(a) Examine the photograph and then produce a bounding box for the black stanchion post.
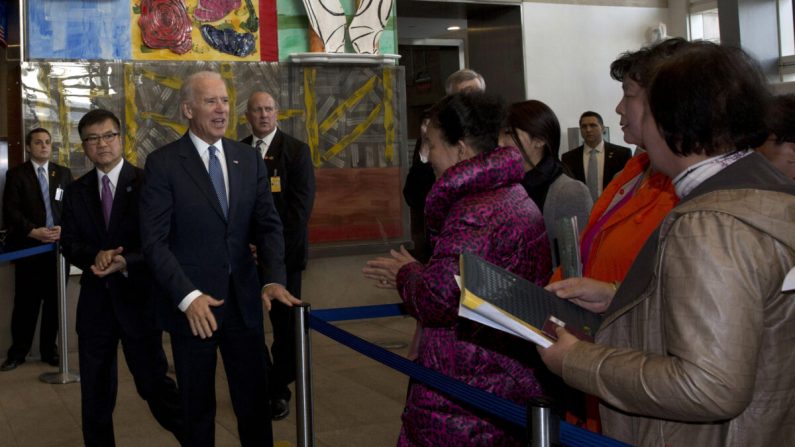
[40,243,79,384]
[294,303,314,447]
[527,397,560,447]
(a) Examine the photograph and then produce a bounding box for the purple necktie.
[101,175,113,228]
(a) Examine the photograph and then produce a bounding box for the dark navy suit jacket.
[140,134,285,335]
[60,161,155,337]
[2,160,72,249]
[562,142,633,189]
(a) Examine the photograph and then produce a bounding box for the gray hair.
[444,69,486,95]
[180,71,224,105]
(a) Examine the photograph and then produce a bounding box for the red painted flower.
[139,0,193,54]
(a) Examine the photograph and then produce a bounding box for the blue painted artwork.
[27,0,131,60]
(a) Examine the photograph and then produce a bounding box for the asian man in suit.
[562,111,632,201]
[242,90,316,421]
[1,128,72,371]
[60,109,181,446]
[140,71,300,447]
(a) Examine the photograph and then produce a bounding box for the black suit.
[402,139,436,264]
[242,129,315,400]
[60,161,181,446]
[2,160,72,362]
[561,142,632,190]
[140,134,285,447]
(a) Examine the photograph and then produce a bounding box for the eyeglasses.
[83,132,119,145]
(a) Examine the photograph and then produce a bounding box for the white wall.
[520,3,668,152]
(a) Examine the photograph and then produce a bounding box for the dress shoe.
[0,358,25,372]
[271,398,290,421]
[42,354,60,367]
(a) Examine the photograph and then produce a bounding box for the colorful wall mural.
[27,0,132,60]
[27,0,395,61]
[22,0,405,246]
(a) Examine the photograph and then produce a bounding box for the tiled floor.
[0,316,414,447]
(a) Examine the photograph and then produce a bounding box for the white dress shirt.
[251,128,277,158]
[96,158,124,200]
[179,132,230,312]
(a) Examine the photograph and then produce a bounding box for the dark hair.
[648,41,771,157]
[505,100,561,163]
[427,92,505,154]
[766,94,795,144]
[78,109,121,138]
[610,37,690,88]
[26,128,51,146]
[579,111,603,126]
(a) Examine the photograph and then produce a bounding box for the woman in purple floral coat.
[364,92,552,446]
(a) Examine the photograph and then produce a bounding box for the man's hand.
[362,245,417,289]
[537,326,581,377]
[94,246,124,271]
[28,226,61,243]
[185,294,224,339]
[545,277,616,314]
[261,283,302,311]
[91,253,127,278]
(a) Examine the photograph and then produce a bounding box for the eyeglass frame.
[82,132,120,146]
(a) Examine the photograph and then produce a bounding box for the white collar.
[96,159,124,188]
[584,140,604,154]
[673,150,752,198]
[253,128,278,147]
[189,131,224,156]
[32,160,49,172]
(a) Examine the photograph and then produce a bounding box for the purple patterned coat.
[396,146,552,447]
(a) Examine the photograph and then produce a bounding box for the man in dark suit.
[60,109,182,446]
[242,90,316,421]
[562,111,632,201]
[1,128,72,371]
[140,71,299,447]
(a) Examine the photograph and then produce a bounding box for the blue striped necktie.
[208,145,229,219]
[37,166,54,227]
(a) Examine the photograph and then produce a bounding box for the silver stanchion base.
[374,340,407,350]
[39,371,80,384]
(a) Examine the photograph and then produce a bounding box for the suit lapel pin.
[233,160,239,164]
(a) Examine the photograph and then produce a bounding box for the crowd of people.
[367,38,795,447]
[1,72,314,447]
[2,36,795,447]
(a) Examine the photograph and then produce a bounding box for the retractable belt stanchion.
[295,304,315,447]
[40,243,80,384]
[527,397,560,447]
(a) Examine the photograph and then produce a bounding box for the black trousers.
[78,301,181,447]
[267,268,302,399]
[171,285,272,447]
[7,251,58,361]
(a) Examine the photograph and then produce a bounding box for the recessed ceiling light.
[447,26,461,31]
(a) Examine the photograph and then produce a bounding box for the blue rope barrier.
[312,303,405,321]
[309,304,632,447]
[0,243,56,263]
